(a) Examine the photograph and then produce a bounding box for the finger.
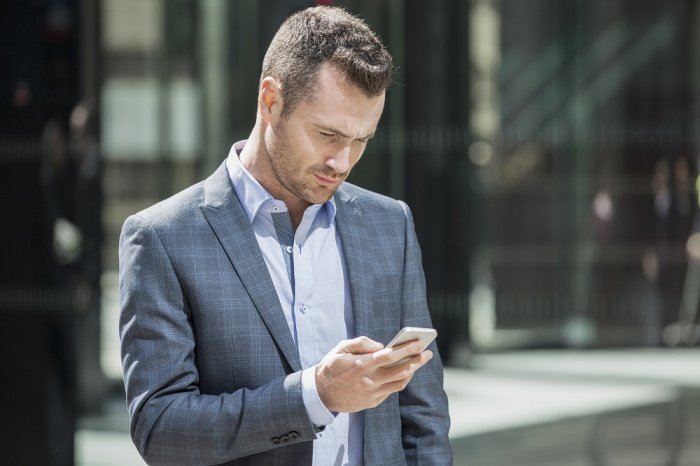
[382,351,434,389]
[379,350,433,382]
[406,350,433,373]
[371,340,426,367]
[337,336,384,355]
[378,360,414,383]
[378,375,415,395]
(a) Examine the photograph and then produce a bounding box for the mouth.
[313,172,342,187]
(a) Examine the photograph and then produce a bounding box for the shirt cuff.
[301,366,335,427]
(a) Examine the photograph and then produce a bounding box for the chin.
[306,189,336,205]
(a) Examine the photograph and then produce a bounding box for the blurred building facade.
[471,0,700,351]
[99,0,700,360]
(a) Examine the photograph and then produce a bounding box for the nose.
[326,144,351,174]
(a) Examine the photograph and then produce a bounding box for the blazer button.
[271,437,281,445]
[280,435,290,443]
[289,431,300,440]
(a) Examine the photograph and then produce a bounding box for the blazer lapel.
[335,185,384,463]
[199,162,302,372]
[334,185,375,340]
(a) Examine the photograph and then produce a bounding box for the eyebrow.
[314,124,375,142]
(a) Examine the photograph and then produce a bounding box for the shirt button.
[280,435,290,443]
[301,305,308,313]
[286,245,293,254]
[271,437,281,445]
[289,431,300,440]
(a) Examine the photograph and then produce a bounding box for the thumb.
[338,336,384,355]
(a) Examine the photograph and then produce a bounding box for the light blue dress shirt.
[226,142,364,465]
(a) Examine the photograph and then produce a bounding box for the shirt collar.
[225,140,337,226]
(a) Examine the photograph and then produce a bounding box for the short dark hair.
[261,6,393,117]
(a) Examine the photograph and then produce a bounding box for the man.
[119,6,451,465]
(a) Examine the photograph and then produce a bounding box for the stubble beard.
[266,122,344,206]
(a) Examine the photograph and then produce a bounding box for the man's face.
[263,63,385,206]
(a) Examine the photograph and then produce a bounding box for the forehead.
[294,64,385,136]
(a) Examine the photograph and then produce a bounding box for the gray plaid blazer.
[119,162,452,465]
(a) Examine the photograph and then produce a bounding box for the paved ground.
[76,348,700,465]
[448,349,700,466]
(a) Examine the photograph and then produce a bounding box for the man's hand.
[315,336,433,413]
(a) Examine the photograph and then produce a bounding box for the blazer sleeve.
[396,201,453,465]
[119,214,317,465]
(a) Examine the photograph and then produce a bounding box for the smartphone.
[385,327,437,367]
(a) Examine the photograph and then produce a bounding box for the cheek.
[349,145,365,166]
[305,141,333,167]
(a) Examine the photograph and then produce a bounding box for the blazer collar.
[200,162,302,372]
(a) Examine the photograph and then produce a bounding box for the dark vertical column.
[0,0,91,463]
[403,0,472,361]
[75,0,106,414]
[559,0,597,345]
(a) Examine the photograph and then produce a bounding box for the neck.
[239,122,309,228]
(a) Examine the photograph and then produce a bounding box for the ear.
[259,77,283,123]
